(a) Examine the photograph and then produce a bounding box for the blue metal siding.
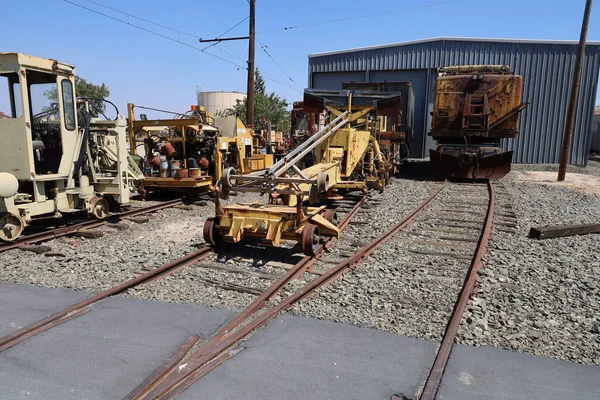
[309,39,600,165]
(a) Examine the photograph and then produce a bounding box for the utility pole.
[558,0,593,181]
[198,0,255,127]
[247,0,256,127]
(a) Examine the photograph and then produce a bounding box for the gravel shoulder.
[458,168,600,366]
[0,192,260,295]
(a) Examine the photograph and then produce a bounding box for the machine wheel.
[88,196,109,220]
[221,167,237,190]
[308,184,320,204]
[0,212,24,242]
[301,223,321,256]
[323,209,337,224]
[316,172,329,193]
[203,217,223,248]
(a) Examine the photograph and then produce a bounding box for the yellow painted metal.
[127,103,136,155]
[314,127,372,178]
[213,92,392,251]
[275,162,340,206]
[218,203,340,247]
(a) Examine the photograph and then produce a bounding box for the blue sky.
[2,0,600,118]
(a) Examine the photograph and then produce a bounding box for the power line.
[258,0,463,32]
[260,44,300,87]
[62,0,300,92]
[202,16,249,51]
[262,45,304,75]
[84,0,199,39]
[282,0,319,34]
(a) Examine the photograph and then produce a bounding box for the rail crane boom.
[204,89,407,255]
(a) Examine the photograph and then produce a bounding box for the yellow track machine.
[203,89,407,255]
[127,106,273,196]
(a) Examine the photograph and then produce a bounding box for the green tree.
[219,69,290,133]
[45,76,110,117]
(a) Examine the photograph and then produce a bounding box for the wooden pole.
[558,0,593,181]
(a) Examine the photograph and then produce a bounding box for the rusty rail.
[0,245,212,352]
[125,194,369,400]
[0,198,185,252]
[129,181,447,400]
[419,180,495,400]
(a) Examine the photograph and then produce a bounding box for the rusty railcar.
[429,65,527,179]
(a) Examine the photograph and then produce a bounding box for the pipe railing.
[266,111,348,176]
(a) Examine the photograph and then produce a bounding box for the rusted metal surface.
[0,245,212,352]
[430,66,524,137]
[429,149,512,180]
[124,335,200,400]
[420,180,495,400]
[132,183,447,399]
[0,199,183,253]
[429,65,527,180]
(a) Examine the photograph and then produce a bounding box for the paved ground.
[181,315,436,400]
[438,344,600,400]
[0,282,599,399]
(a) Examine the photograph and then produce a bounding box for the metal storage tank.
[197,91,246,116]
[308,37,600,165]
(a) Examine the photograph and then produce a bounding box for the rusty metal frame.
[420,180,495,400]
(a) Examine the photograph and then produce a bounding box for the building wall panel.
[309,38,600,165]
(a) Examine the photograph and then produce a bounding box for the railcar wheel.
[317,172,329,193]
[323,209,337,224]
[221,167,236,189]
[301,223,320,256]
[203,217,223,248]
[0,212,24,242]
[88,196,109,220]
[308,184,320,204]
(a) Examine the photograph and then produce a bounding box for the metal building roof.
[308,37,600,165]
[308,36,600,58]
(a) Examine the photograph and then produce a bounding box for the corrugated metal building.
[592,106,600,152]
[308,37,600,165]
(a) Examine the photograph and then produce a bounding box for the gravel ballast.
[2,160,599,367]
[0,193,259,294]
[457,170,600,366]
[290,178,469,340]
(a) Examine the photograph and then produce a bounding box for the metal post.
[558,0,593,181]
[267,120,272,154]
[246,0,256,128]
[127,103,136,155]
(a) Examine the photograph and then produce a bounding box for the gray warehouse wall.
[308,38,600,165]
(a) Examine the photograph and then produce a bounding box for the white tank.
[197,91,246,115]
[0,172,19,198]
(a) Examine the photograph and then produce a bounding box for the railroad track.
[125,179,496,400]
[124,184,447,399]
[0,193,368,354]
[0,180,496,399]
[0,199,184,253]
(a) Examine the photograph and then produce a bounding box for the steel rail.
[133,181,447,400]
[419,180,495,400]
[127,194,369,400]
[0,199,184,252]
[0,245,212,352]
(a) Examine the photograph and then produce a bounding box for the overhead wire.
[201,16,250,51]
[260,44,300,87]
[282,0,319,35]
[62,0,301,92]
[84,0,200,39]
[257,0,463,32]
